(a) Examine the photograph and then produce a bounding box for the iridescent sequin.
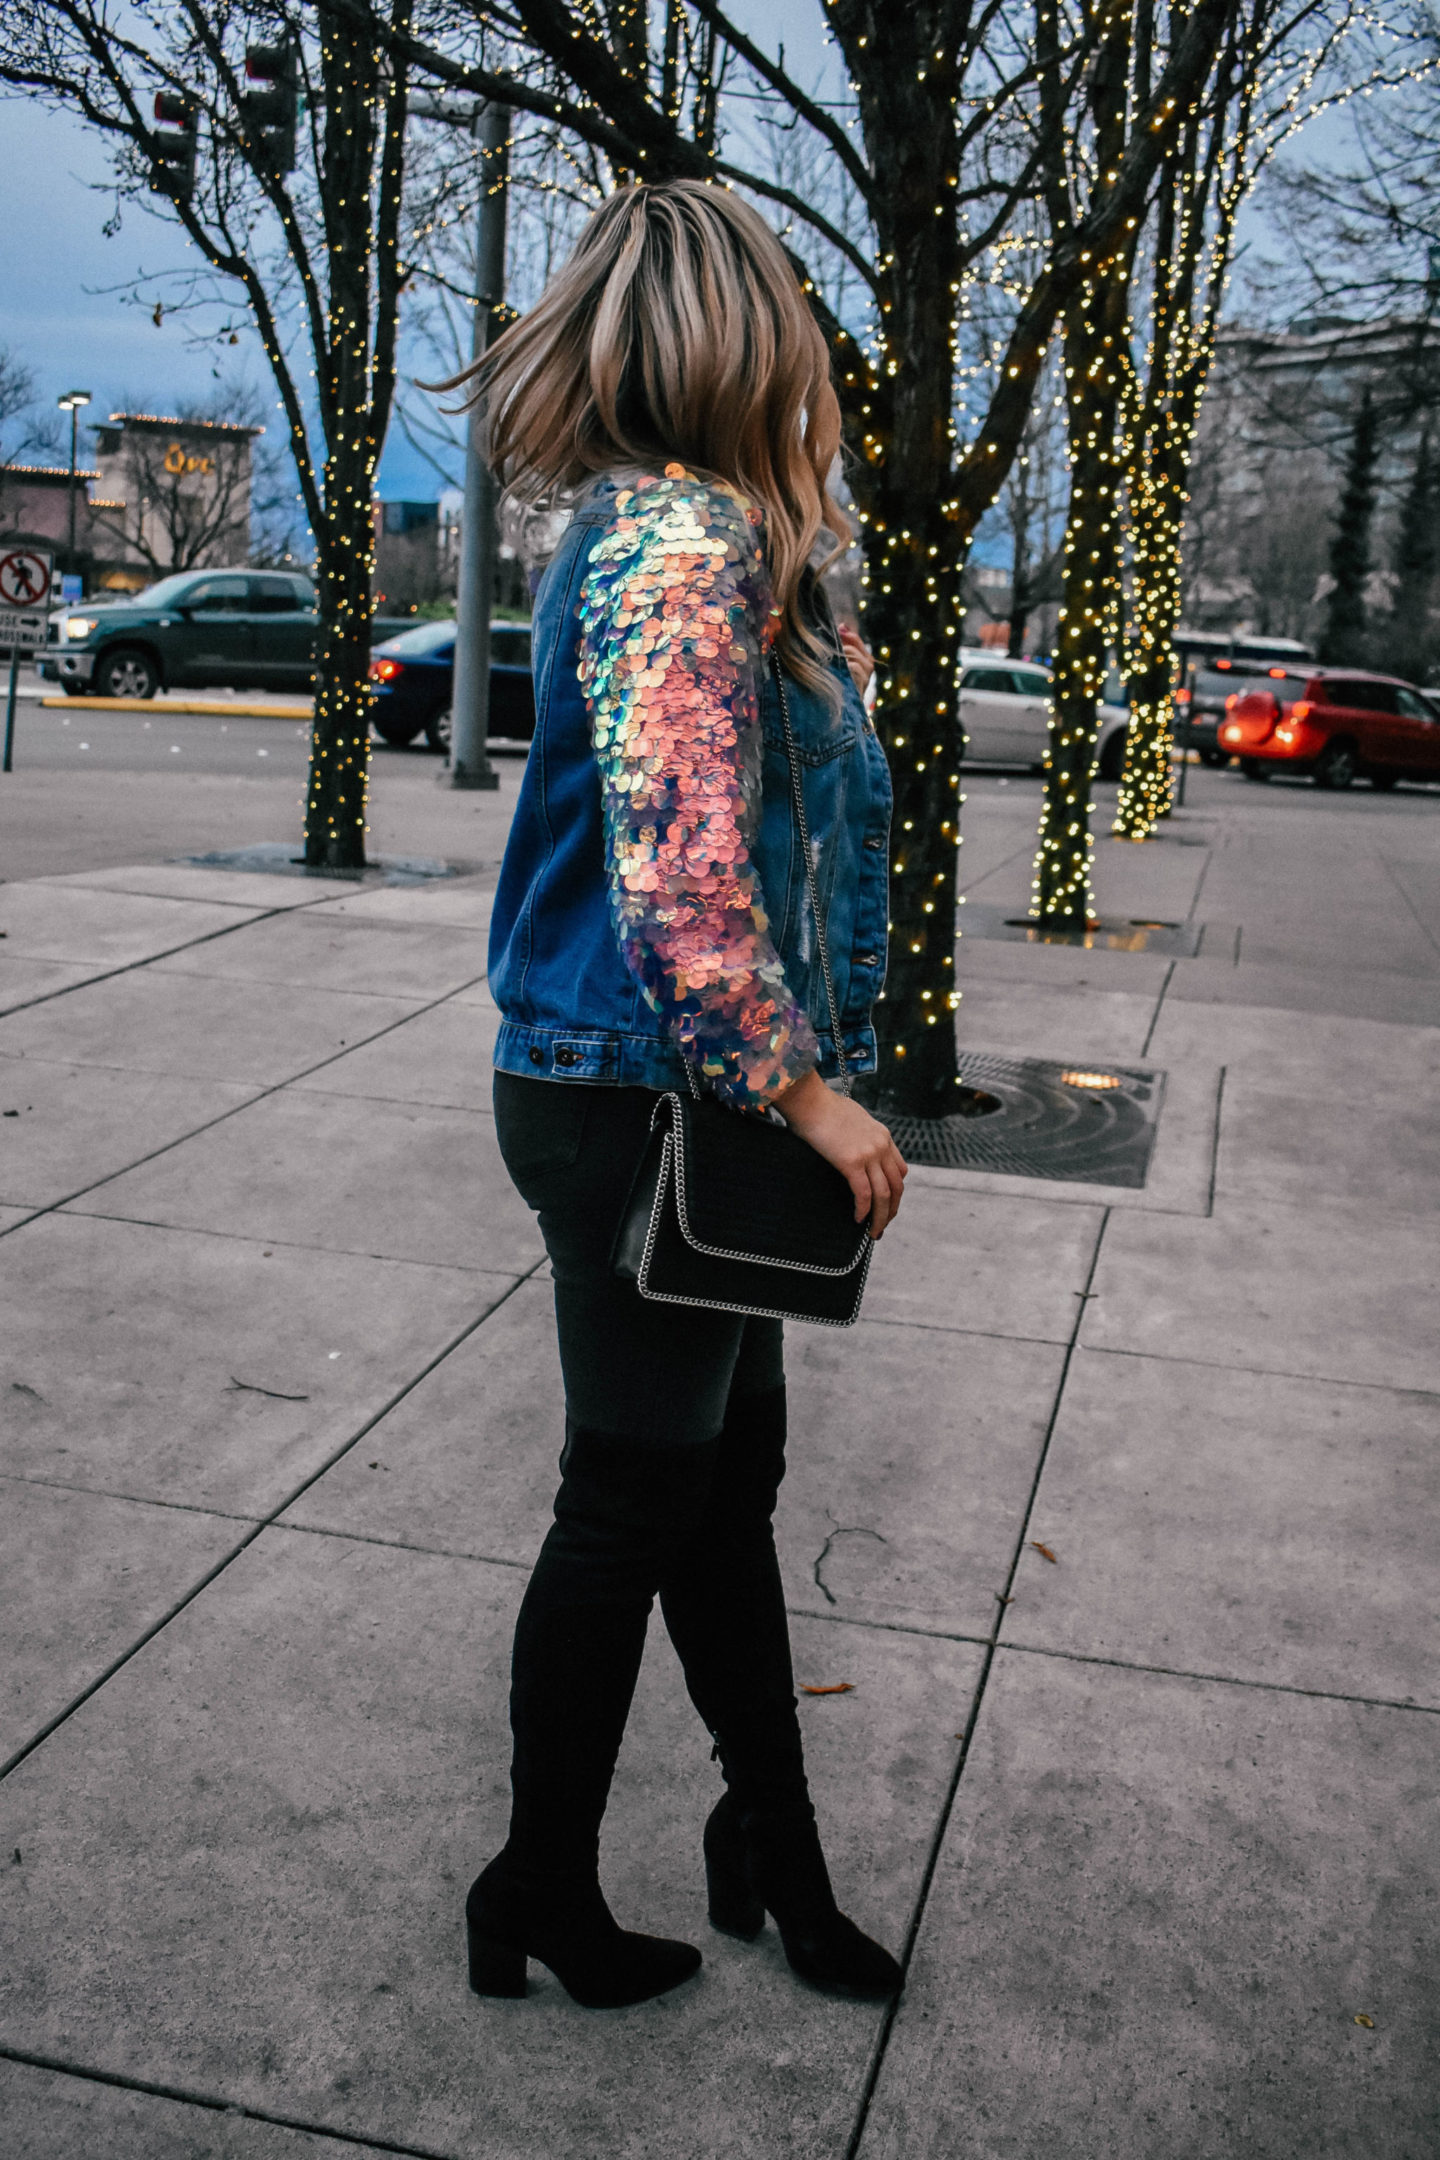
[577,466,818,1107]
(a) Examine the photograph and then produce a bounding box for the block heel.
[703,1795,765,1940]
[464,1854,701,2010]
[467,1922,528,1998]
[700,1792,902,2000]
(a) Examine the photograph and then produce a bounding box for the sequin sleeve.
[577,465,819,1108]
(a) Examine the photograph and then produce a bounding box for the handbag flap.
[669,1095,870,1274]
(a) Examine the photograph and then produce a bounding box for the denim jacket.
[488,469,892,1104]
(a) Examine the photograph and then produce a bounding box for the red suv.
[1219,670,1440,789]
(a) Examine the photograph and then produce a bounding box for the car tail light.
[370,657,404,682]
[1175,686,1191,705]
[1225,692,1238,709]
[1289,700,1310,720]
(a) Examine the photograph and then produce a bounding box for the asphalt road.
[7,697,319,775]
[1,664,1434,887]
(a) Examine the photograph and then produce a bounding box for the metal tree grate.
[882,1052,1165,1187]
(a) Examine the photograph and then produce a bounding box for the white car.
[958,651,1131,779]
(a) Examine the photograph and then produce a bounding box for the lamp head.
[57,390,93,411]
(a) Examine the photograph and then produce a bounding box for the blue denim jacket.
[488,474,891,1096]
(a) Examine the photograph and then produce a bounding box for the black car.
[41,568,416,699]
[368,618,535,750]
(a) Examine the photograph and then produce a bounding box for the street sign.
[0,544,54,652]
[0,546,53,609]
[0,607,48,650]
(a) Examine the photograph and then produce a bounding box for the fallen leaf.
[1030,1540,1058,1563]
[994,1591,1014,1606]
[1354,2013,1375,2028]
[800,1683,854,1696]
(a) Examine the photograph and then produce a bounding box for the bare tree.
[0,0,414,868]
[88,398,259,573]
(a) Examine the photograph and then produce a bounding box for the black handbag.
[611,665,875,1327]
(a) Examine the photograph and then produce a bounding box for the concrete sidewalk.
[1,772,1437,2158]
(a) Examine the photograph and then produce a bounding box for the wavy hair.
[440,180,848,703]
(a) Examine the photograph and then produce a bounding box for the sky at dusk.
[0,6,1353,518]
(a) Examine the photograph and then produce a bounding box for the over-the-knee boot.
[658,1386,902,2001]
[467,1422,719,2010]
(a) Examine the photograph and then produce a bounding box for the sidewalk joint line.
[0,963,492,1247]
[855,1314,1073,1347]
[1377,854,1440,960]
[998,1638,1440,1716]
[1185,846,1214,923]
[0,884,348,1022]
[1077,1340,1440,1399]
[0,2047,457,2160]
[51,1204,526,1278]
[1205,1064,1226,1216]
[0,1265,544,1788]
[840,1206,1111,2160]
[1140,959,1175,1058]
[270,1519,533,1570]
[0,1469,263,1526]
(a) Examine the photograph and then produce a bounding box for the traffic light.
[242,43,298,174]
[150,91,197,202]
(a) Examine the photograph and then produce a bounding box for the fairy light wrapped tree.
[0,0,414,870]
[1114,0,1357,842]
[1031,0,1371,911]
[384,0,1232,1139]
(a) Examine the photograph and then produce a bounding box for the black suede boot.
[658,1386,902,2002]
[467,1422,718,2010]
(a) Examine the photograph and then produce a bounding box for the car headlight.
[64,617,100,641]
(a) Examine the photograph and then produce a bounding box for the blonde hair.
[445,180,848,701]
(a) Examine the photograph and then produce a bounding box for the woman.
[454,180,905,2012]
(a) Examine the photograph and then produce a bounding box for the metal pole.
[67,404,79,578]
[447,101,509,792]
[1176,659,1195,809]
[3,649,19,773]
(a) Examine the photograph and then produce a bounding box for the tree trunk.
[1033,257,1130,925]
[829,8,965,1120]
[303,5,386,871]
[1113,416,1183,837]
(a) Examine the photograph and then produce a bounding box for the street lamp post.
[57,390,92,588]
[446,102,509,792]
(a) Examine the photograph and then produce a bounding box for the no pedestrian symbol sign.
[0,544,53,649]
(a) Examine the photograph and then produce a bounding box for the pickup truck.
[39,568,414,699]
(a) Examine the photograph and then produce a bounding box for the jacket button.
[555,1047,578,1067]
[529,1046,544,1066]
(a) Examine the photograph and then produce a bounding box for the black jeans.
[494,1071,783,1443]
[491,1072,804,1885]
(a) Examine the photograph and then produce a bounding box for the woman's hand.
[838,623,875,699]
[773,1067,908,1238]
